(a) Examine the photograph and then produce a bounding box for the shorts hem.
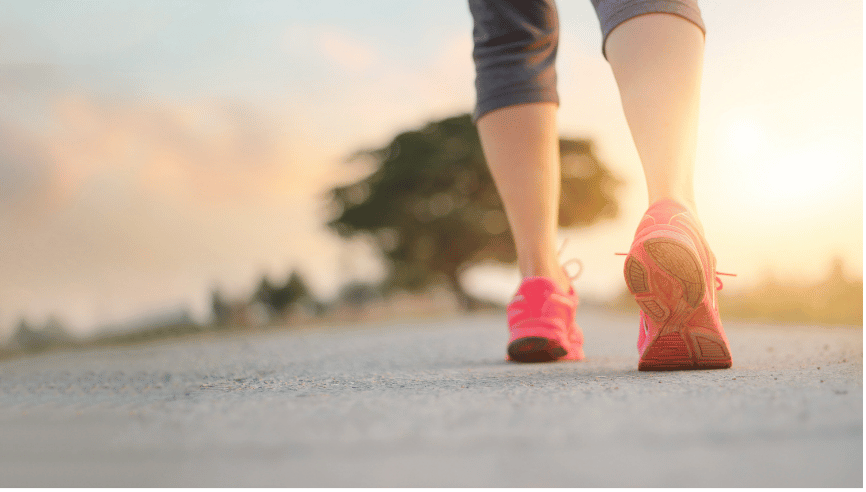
[473,90,559,123]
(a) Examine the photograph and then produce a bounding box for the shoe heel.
[625,256,670,322]
[625,234,705,327]
[643,238,706,309]
[638,332,692,370]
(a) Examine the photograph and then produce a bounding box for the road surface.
[0,306,861,487]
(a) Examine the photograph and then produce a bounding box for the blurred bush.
[718,256,862,326]
[609,256,862,326]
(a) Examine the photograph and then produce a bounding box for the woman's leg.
[470,0,583,362]
[598,8,732,369]
[476,103,570,293]
[469,0,569,293]
[605,12,705,220]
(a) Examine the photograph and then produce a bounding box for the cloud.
[318,29,379,72]
[0,63,59,94]
[300,32,476,145]
[0,92,354,335]
[0,120,54,214]
[36,94,334,212]
[282,24,380,73]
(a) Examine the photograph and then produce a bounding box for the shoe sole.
[507,336,567,363]
[626,237,732,371]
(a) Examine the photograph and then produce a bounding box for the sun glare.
[718,113,851,219]
[755,146,843,208]
[727,118,764,156]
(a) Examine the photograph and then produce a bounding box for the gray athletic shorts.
[469,0,705,121]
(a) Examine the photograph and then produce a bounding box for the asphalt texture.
[0,306,861,487]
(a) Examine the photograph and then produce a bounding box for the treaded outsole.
[637,332,730,371]
[626,238,731,371]
[507,337,567,363]
[645,239,704,308]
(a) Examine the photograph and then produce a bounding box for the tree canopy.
[252,270,312,317]
[327,113,620,309]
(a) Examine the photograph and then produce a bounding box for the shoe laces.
[715,271,736,290]
[559,239,583,284]
[614,252,736,291]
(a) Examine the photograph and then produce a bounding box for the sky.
[0,0,862,338]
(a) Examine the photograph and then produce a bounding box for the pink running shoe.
[506,276,584,363]
[624,199,732,370]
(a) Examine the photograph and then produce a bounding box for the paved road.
[0,306,861,487]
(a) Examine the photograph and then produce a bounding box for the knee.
[470,0,560,121]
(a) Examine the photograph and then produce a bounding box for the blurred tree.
[7,318,49,353]
[42,315,76,347]
[253,276,277,313]
[283,271,312,308]
[339,281,383,309]
[211,288,232,326]
[327,113,620,310]
[252,270,315,317]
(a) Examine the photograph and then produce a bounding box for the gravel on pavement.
[0,306,861,487]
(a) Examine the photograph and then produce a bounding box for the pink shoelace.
[559,239,583,285]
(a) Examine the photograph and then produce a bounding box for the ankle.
[521,263,571,293]
[648,195,705,234]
